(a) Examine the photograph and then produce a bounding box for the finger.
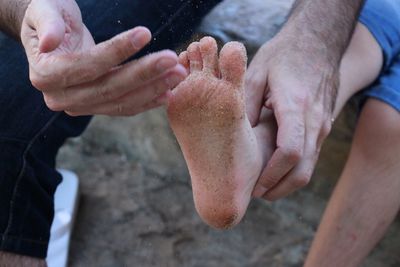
[199,36,219,76]
[187,42,202,72]
[253,108,278,166]
[31,26,153,90]
[89,26,151,68]
[262,152,317,201]
[44,50,182,110]
[262,126,320,201]
[219,41,247,85]
[37,14,66,53]
[23,0,66,53]
[252,112,305,197]
[63,65,187,116]
[245,55,269,126]
[66,98,162,118]
[71,26,152,85]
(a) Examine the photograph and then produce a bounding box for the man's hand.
[246,0,365,201]
[21,0,187,116]
[246,35,337,201]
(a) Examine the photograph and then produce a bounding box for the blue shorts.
[359,0,400,111]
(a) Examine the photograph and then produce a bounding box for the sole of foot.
[167,37,263,229]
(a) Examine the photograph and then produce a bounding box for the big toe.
[219,42,247,86]
[199,36,219,76]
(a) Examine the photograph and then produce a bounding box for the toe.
[178,51,190,71]
[187,42,203,72]
[219,42,247,86]
[199,36,219,76]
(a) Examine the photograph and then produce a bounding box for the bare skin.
[167,21,383,232]
[0,0,187,264]
[0,0,187,116]
[258,22,383,201]
[304,25,400,267]
[20,0,188,116]
[167,37,275,229]
[0,252,46,267]
[247,0,365,200]
[305,99,400,267]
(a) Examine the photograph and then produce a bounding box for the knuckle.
[95,81,115,101]
[321,121,332,138]
[136,67,152,83]
[43,95,63,111]
[30,74,52,91]
[280,146,302,163]
[30,66,65,90]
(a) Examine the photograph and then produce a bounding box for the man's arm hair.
[283,0,365,64]
[279,0,365,109]
[0,0,31,40]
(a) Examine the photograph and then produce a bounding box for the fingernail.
[131,30,148,49]
[156,58,177,72]
[253,186,268,198]
[166,75,183,87]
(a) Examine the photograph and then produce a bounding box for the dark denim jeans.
[0,0,221,259]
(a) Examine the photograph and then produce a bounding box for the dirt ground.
[56,1,400,266]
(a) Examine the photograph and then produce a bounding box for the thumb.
[37,17,65,53]
[25,1,66,53]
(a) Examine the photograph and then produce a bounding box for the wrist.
[0,0,32,40]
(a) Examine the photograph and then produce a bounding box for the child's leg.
[333,22,383,117]
[304,99,400,267]
[305,3,400,264]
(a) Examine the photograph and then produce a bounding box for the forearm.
[282,0,365,64]
[0,0,31,40]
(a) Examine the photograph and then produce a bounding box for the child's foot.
[167,37,264,229]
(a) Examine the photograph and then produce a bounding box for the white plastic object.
[46,169,79,267]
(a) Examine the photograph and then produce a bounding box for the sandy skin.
[167,37,275,229]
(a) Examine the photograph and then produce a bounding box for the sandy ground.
[56,0,400,266]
